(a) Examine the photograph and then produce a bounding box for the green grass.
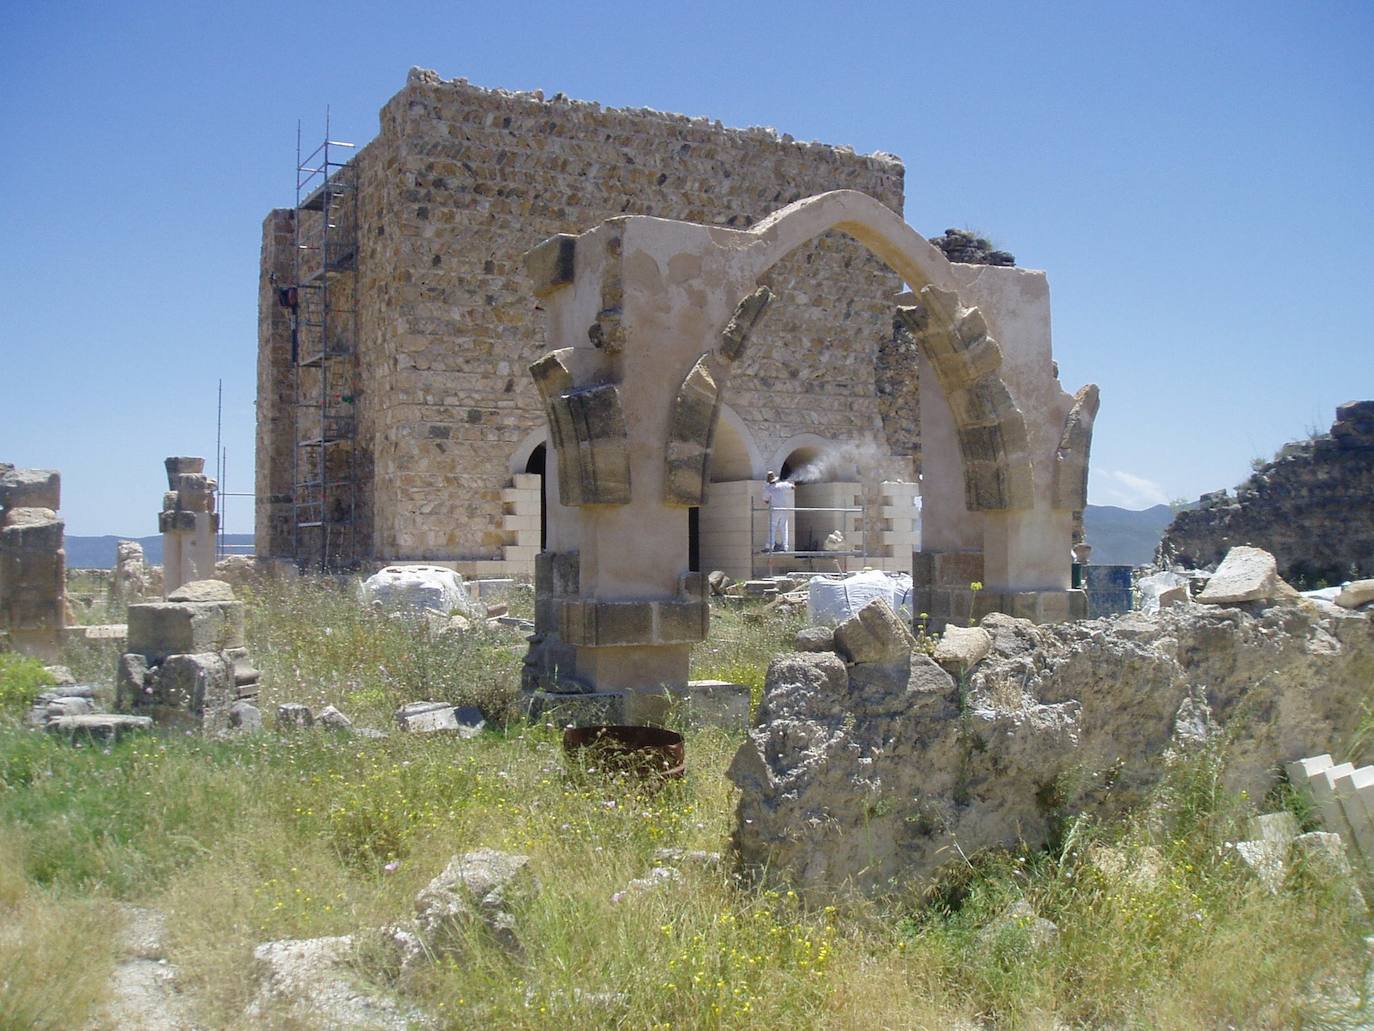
[0,579,1371,1028]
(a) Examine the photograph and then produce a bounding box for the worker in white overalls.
[763,471,795,552]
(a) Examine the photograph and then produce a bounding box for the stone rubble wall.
[1159,401,1374,585]
[259,70,908,564]
[731,596,1374,900]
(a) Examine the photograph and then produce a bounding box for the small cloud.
[1090,469,1170,510]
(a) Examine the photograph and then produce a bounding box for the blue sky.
[1,1,1370,535]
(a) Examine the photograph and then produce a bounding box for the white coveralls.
[763,480,795,552]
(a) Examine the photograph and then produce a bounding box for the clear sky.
[1,1,1370,535]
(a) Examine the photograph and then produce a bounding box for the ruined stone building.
[256,69,923,577]
[1160,401,1374,585]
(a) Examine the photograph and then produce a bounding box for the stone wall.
[1159,401,1374,585]
[258,70,908,565]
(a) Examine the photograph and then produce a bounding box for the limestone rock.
[249,935,424,1030]
[1290,831,1366,914]
[1197,546,1292,605]
[1336,579,1374,610]
[317,705,353,730]
[832,598,914,665]
[166,579,236,603]
[413,849,537,954]
[794,626,835,653]
[933,624,992,674]
[612,866,683,902]
[229,701,262,732]
[730,600,1374,899]
[277,703,314,731]
[360,565,483,618]
[977,900,1058,952]
[44,664,76,686]
[1157,584,1189,609]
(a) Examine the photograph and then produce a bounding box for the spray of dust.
[784,438,899,486]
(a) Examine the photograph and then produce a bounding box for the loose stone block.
[933,624,993,674]
[522,690,624,728]
[671,680,751,731]
[0,468,60,510]
[126,601,246,662]
[47,714,153,743]
[1197,546,1291,605]
[833,598,915,665]
[276,703,314,731]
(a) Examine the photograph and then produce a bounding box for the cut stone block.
[1197,546,1290,605]
[47,714,152,743]
[670,680,751,731]
[522,690,624,728]
[156,652,235,714]
[395,701,456,735]
[933,624,994,674]
[229,701,263,732]
[115,652,150,710]
[833,598,915,665]
[276,703,314,731]
[1337,765,1374,860]
[1336,579,1374,610]
[126,601,245,661]
[0,468,60,511]
[166,579,236,603]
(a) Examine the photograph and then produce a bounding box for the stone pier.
[0,465,66,661]
[160,457,218,597]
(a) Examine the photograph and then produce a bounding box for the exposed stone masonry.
[927,228,1015,266]
[258,70,906,565]
[1159,401,1374,584]
[0,465,66,660]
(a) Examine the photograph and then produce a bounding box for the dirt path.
[89,904,203,1030]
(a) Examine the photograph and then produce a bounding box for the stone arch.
[722,190,1034,512]
[508,425,549,476]
[769,433,839,480]
[711,404,763,482]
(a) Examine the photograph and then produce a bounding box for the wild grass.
[0,837,118,1030]
[1,578,1371,1028]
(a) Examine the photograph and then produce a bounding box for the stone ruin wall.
[1159,401,1374,585]
[259,71,909,563]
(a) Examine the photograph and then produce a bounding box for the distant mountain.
[64,509,1168,570]
[65,534,254,569]
[1082,504,1175,566]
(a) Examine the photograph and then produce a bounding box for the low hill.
[1082,504,1174,566]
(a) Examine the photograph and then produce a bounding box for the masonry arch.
[711,403,764,482]
[728,190,1033,516]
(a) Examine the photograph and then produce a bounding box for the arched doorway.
[525,443,547,551]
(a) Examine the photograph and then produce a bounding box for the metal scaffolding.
[291,114,358,570]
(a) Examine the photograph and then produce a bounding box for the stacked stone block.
[0,465,66,660]
[912,549,1088,631]
[1286,753,1374,864]
[160,457,218,596]
[117,580,261,731]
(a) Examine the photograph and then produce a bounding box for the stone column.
[0,466,66,661]
[160,457,218,597]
